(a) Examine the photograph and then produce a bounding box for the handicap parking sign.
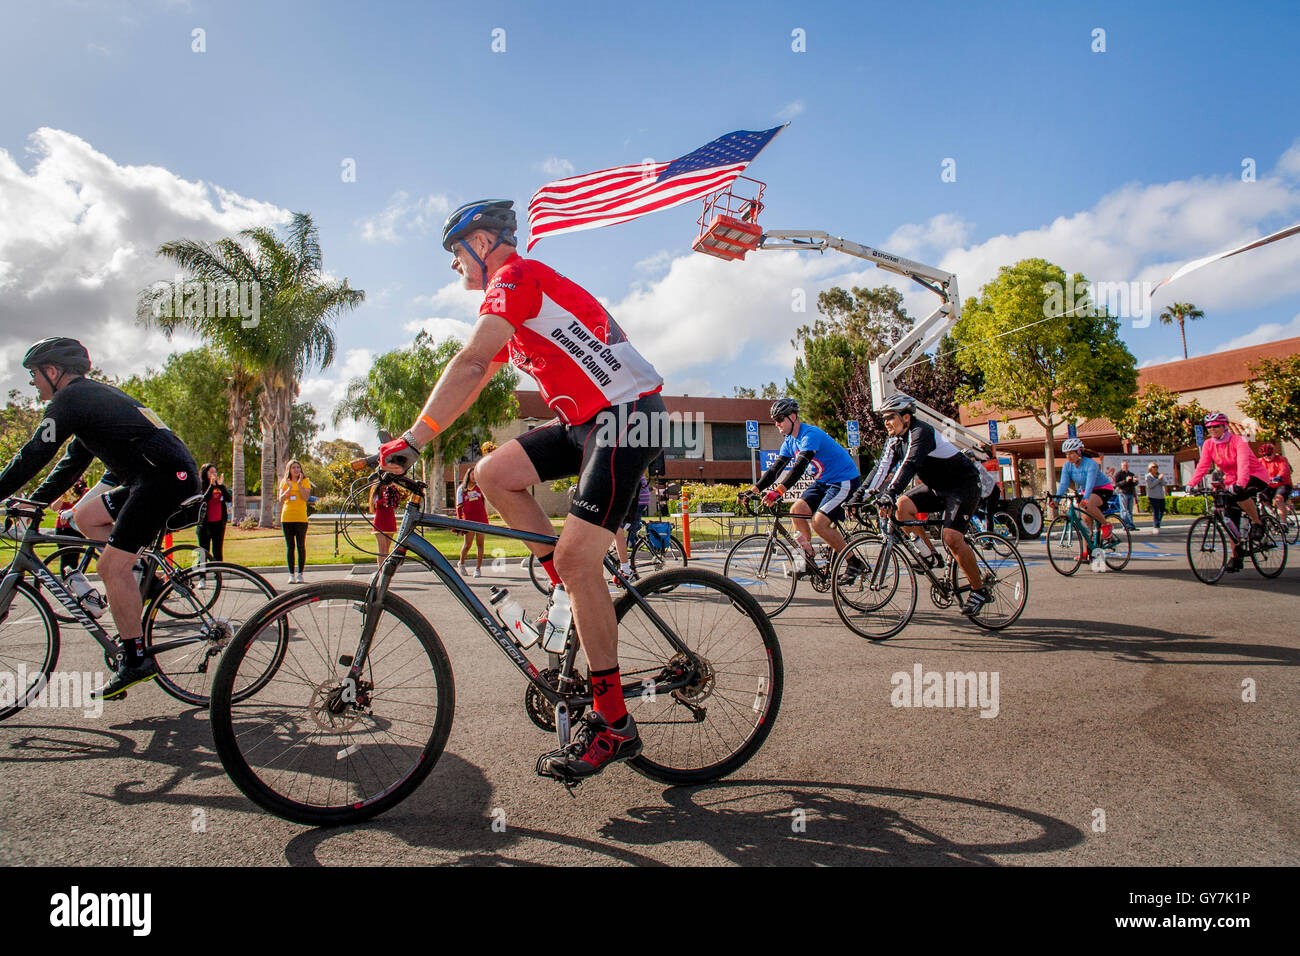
[746,419,760,448]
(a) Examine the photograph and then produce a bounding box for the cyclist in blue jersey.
[750,398,862,578]
[1050,438,1117,545]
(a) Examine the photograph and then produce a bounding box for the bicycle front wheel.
[209,581,455,826]
[143,563,279,707]
[526,554,550,594]
[1045,517,1083,576]
[617,568,782,786]
[831,535,917,640]
[957,533,1028,630]
[631,535,688,577]
[723,533,797,617]
[1186,516,1227,585]
[0,581,59,722]
[990,512,1020,544]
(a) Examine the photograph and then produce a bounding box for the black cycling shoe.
[837,555,868,586]
[94,656,158,700]
[1248,521,1266,544]
[538,712,642,783]
[962,587,992,617]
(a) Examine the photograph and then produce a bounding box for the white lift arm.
[757,229,991,456]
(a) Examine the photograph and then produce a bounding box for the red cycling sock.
[589,666,628,724]
[538,551,562,586]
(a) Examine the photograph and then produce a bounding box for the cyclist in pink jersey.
[1258,443,1293,523]
[1188,412,1269,570]
[376,200,664,782]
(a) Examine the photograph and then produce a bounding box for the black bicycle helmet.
[441,199,518,252]
[770,398,799,420]
[22,337,91,375]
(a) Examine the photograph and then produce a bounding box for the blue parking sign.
[846,420,859,448]
[746,419,760,448]
[988,420,999,444]
[1067,422,1078,439]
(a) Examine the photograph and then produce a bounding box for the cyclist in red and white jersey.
[1258,443,1293,523]
[376,200,664,783]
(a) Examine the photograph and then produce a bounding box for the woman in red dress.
[370,482,401,565]
[455,466,488,577]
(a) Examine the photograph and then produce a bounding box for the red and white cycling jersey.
[484,254,663,425]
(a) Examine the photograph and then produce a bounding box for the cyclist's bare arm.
[403,313,512,449]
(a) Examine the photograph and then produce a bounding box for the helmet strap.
[38,366,63,394]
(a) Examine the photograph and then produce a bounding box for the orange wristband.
[418,414,441,435]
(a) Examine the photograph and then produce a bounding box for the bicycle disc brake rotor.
[308,677,368,732]
[669,652,715,705]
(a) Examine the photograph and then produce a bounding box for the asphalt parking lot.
[2,525,1297,867]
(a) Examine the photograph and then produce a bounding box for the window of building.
[710,423,750,461]
[664,418,703,459]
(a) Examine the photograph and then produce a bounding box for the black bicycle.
[1187,489,1288,584]
[209,462,783,827]
[830,497,1029,640]
[0,496,279,717]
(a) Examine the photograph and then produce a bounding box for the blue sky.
[2,0,1298,444]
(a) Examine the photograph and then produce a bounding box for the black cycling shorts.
[1227,476,1270,507]
[101,461,200,552]
[905,482,980,534]
[1091,487,1115,507]
[517,392,665,533]
[1268,483,1292,500]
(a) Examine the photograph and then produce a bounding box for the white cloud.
[0,127,288,394]
[776,101,805,121]
[885,213,973,259]
[1276,140,1300,180]
[358,191,450,243]
[86,42,111,56]
[299,347,375,444]
[410,277,481,318]
[1218,311,1300,351]
[402,316,476,343]
[634,250,671,273]
[538,157,575,178]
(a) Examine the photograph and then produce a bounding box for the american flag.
[527,126,785,249]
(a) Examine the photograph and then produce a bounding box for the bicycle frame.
[738,496,841,576]
[0,506,217,664]
[343,480,703,746]
[867,515,958,595]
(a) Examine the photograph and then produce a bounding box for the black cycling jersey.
[0,377,194,505]
[863,419,979,497]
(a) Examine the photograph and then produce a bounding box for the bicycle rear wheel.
[0,581,59,722]
[831,535,917,640]
[990,513,1019,544]
[1101,516,1131,571]
[155,544,212,619]
[143,563,280,706]
[617,568,781,785]
[1045,517,1083,576]
[723,533,797,617]
[209,581,455,826]
[956,533,1028,630]
[526,554,550,594]
[1251,520,1288,578]
[1186,516,1227,585]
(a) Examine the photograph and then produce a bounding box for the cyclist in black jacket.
[856,393,992,616]
[0,338,199,699]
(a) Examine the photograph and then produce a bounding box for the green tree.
[332,332,519,512]
[952,258,1138,481]
[1158,301,1205,360]
[1240,354,1300,453]
[119,346,235,473]
[732,382,781,400]
[1118,383,1206,453]
[140,212,364,526]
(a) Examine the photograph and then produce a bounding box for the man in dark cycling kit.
[0,338,199,699]
[856,393,992,616]
[374,200,664,782]
[750,398,863,583]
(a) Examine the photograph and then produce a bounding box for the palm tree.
[139,212,364,525]
[1158,302,1205,360]
[226,365,259,519]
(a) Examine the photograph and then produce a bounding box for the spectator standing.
[197,463,231,560]
[455,466,488,577]
[370,481,401,566]
[1114,461,1139,531]
[279,459,312,583]
[1143,462,1168,532]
